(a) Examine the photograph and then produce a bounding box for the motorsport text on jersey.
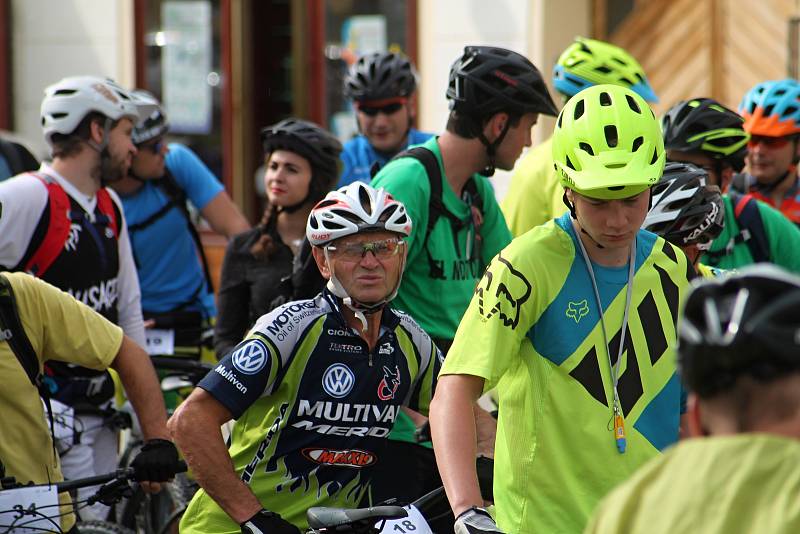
[180,290,442,532]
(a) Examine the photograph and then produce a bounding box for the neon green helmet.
[552,84,665,200]
[553,37,658,103]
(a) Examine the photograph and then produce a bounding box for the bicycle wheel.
[77,520,136,534]
[118,477,189,534]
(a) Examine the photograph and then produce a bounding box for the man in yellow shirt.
[502,37,659,237]
[586,266,800,534]
[0,272,179,533]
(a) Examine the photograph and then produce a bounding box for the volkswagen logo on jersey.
[322,363,355,398]
[231,339,269,375]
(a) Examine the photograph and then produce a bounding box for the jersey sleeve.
[165,143,224,210]
[759,201,800,274]
[0,174,48,269]
[396,312,443,416]
[441,240,540,389]
[10,272,123,370]
[371,158,430,263]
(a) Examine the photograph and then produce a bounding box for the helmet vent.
[54,89,78,96]
[764,104,775,117]
[574,99,585,120]
[650,147,660,165]
[785,105,798,117]
[51,112,68,120]
[594,65,613,74]
[612,57,628,66]
[625,94,641,113]
[358,185,373,214]
[632,136,644,152]
[604,125,618,147]
[557,113,563,128]
[599,91,612,106]
[775,89,787,97]
[579,142,594,155]
[565,155,577,170]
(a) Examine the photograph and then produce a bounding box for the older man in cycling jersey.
[169,183,442,534]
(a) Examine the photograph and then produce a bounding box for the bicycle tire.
[77,519,136,534]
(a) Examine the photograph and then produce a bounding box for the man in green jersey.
[502,37,659,237]
[369,45,558,506]
[430,84,694,534]
[170,183,442,533]
[586,265,800,534]
[661,97,800,272]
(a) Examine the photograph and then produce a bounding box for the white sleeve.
[0,175,48,268]
[109,189,147,349]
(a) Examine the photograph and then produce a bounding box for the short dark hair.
[445,109,522,139]
[50,112,119,158]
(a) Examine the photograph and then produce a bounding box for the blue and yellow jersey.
[442,213,695,534]
[180,291,442,533]
[696,262,729,278]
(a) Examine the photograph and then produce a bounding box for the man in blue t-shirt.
[338,52,434,187]
[110,91,249,354]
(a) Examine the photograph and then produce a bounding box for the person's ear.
[719,165,735,192]
[686,394,707,438]
[484,112,508,142]
[89,118,105,144]
[312,246,331,280]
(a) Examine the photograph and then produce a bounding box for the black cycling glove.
[241,509,301,534]
[130,438,181,482]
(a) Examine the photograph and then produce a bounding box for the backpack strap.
[23,174,73,277]
[0,274,57,461]
[729,191,770,263]
[96,189,119,238]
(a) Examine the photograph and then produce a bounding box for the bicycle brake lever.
[88,478,134,506]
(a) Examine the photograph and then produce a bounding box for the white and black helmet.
[130,89,169,145]
[306,182,412,246]
[41,76,156,147]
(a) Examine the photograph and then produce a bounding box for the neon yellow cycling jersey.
[586,434,800,534]
[696,262,729,278]
[442,215,695,534]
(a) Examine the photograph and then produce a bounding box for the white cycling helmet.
[41,76,157,147]
[306,182,412,331]
[306,182,412,246]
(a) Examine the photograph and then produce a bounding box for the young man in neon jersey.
[430,84,695,534]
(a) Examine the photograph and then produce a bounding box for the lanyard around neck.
[573,227,636,454]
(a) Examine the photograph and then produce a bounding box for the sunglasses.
[139,140,165,154]
[325,238,403,261]
[357,101,405,117]
[747,135,791,149]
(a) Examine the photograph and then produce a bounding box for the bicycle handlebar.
[150,356,213,374]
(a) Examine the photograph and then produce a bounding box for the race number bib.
[0,485,60,533]
[377,505,433,534]
[146,328,175,355]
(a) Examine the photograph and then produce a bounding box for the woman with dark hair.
[214,119,342,357]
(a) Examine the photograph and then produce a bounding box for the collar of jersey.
[322,287,401,332]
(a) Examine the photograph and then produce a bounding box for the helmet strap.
[564,191,605,249]
[476,119,511,177]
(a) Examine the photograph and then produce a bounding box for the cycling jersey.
[337,128,433,187]
[586,434,800,534]
[736,173,800,225]
[0,164,145,347]
[180,290,441,532]
[0,271,123,532]
[702,194,800,273]
[441,213,694,534]
[501,137,568,237]
[120,143,223,318]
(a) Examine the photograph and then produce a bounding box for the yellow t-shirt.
[501,137,568,237]
[0,272,123,531]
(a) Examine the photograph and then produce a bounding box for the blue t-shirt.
[337,128,434,187]
[120,143,223,317]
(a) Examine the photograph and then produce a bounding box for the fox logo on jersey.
[476,252,532,330]
[377,365,401,401]
[566,300,590,324]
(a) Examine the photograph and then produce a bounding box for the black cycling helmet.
[679,265,800,398]
[260,118,343,207]
[344,52,417,102]
[662,98,750,172]
[644,162,725,250]
[130,89,168,146]
[447,45,558,120]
